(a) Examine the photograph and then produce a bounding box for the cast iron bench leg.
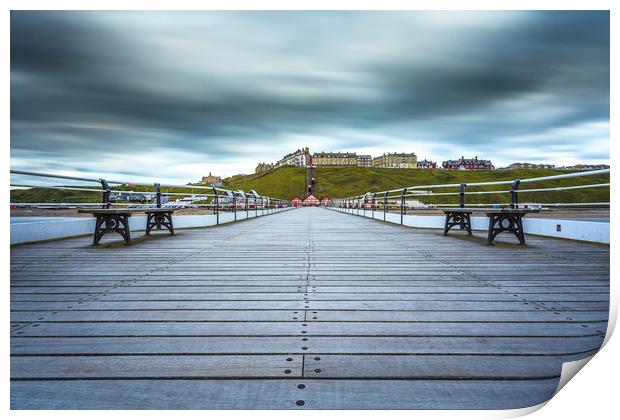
[444,212,472,236]
[487,215,496,244]
[146,212,175,236]
[93,214,131,245]
[122,215,131,244]
[487,214,526,245]
[463,213,472,234]
[515,215,526,245]
[443,213,450,235]
[146,213,154,236]
[93,216,105,245]
[167,212,175,234]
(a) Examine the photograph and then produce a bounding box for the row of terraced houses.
[254,148,609,174]
[255,148,494,174]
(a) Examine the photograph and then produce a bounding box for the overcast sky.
[10,11,609,184]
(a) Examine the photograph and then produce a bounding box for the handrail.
[11,202,133,207]
[10,183,106,193]
[10,169,290,198]
[9,184,258,198]
[369,182,610,199]
[9,170,102,183]
[10,169,293,222]
[430,202,609,207]
[331,203,609,214]
[333,169,609,209]
[342,169,610,196]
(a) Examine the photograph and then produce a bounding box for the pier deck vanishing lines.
[10,207,609,409]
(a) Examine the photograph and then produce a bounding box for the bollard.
[154,183,161,208]
[510,180,521,209]
[100,179,111,209]
[400,188,408,225]
[212,187,219,225]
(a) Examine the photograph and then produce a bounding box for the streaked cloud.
[10,11,609,183]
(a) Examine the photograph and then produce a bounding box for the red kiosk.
[302,194,319,207]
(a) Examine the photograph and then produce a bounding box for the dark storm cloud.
[10,11,609,181]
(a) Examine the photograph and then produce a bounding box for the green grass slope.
[10,188,102,204]
[223,166,308,199]
[223,166,609,205]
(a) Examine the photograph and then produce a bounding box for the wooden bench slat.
[442,208,540,213]
[77,208,177,214]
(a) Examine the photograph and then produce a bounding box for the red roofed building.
[303,194,319,206]
[417,159,437,169]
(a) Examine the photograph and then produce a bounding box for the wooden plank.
[11,276,610,284]
[301,354,594,379]
[11,280,609,294]
[11,300,609,311]
[11,378,560,409]
[10,309,609,323]
[10,320,608,337]
[11,355,302,379]
[11,354,583,380]
[10,292,610,302]
[11,336,603,355]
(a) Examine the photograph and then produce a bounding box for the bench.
[442,208,540,245]
[77,208,176,245]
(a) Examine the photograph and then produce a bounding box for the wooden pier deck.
[11,207,609,409]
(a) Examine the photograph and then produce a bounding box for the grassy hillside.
[223,166,609,205]
[11,187,102,204]
[11,166,609,206]
[222,166,308,199]
[10,184,217,205]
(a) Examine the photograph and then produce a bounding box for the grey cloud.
[10,11,609,181]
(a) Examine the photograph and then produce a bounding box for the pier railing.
[10,170,292,224]
[331,169,610,224]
